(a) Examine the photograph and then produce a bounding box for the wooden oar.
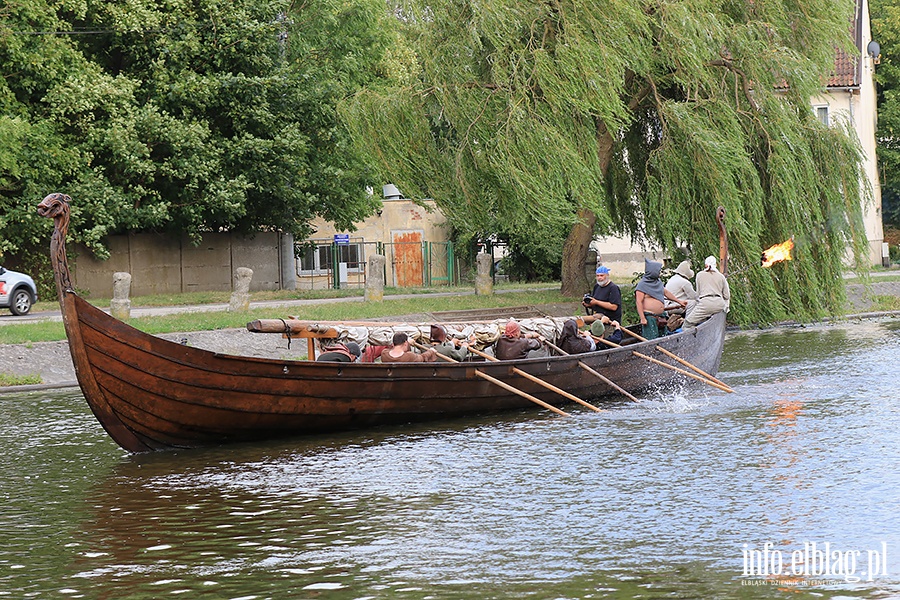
[591,333,732,393]
[541,339,640,403]
[463,344,604,412]
[618,327,734,392]
[409,341,570,417]
[473,370,570,416]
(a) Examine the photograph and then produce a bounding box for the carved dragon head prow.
[37,193,74,297]
[37,192,71,221]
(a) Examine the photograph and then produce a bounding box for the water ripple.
[2,320,900,597]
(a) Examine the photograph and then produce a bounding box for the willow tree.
[344,0,871,324]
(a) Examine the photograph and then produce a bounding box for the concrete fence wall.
[72,231,294,298]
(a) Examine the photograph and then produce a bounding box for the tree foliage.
[344,0,871,325]
[0,0,387,264]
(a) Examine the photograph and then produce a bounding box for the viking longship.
[38,193,729,453]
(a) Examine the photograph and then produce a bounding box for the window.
[814,105,829,126]
[297,241,365,274]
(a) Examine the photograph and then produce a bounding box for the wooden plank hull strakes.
[38,193,728,452]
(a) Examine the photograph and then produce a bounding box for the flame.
[761,238,794,268]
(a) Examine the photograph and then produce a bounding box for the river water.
[1,319,899,599]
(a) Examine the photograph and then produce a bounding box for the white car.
[0,266,38,315]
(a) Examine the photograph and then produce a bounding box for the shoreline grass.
[0,373,42,386]
[866,295,900,312]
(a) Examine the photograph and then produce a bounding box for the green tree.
[1,0,387,263]
[345,0,871,325]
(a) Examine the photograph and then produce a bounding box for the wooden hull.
[62,293,726,452]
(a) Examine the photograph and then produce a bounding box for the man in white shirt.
[684,256,730,329]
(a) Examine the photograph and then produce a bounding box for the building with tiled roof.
[812,0,884,265]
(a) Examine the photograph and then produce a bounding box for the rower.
[494,320,541,360]
[381,332,438,363]
[429,325,467,362]
[316,342,361,363]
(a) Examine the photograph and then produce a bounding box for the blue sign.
[334,234,350,245]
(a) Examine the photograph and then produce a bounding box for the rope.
[280,318,291,349]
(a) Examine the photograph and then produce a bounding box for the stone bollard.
[475,253,493,296]
[110,272,132,320]
[365,254,386,302]
[228,267,253,312]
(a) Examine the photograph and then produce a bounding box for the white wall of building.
[811,0,883,265]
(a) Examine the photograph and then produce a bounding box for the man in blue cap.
[583,265,623,344]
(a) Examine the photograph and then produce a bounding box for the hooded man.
[684,256,730,329]
[557,319,596,355]
[665,260,698,317]
[635,259,687,339]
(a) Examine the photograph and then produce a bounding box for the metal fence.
[295,239,458,290]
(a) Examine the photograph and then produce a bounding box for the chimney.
[382,184,402,200]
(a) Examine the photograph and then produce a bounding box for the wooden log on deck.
[247,317,569,335]
[247,319,342,336]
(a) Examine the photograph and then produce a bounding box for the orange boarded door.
[392,230,424,287]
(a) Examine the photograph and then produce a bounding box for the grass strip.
[0,373,42,386]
